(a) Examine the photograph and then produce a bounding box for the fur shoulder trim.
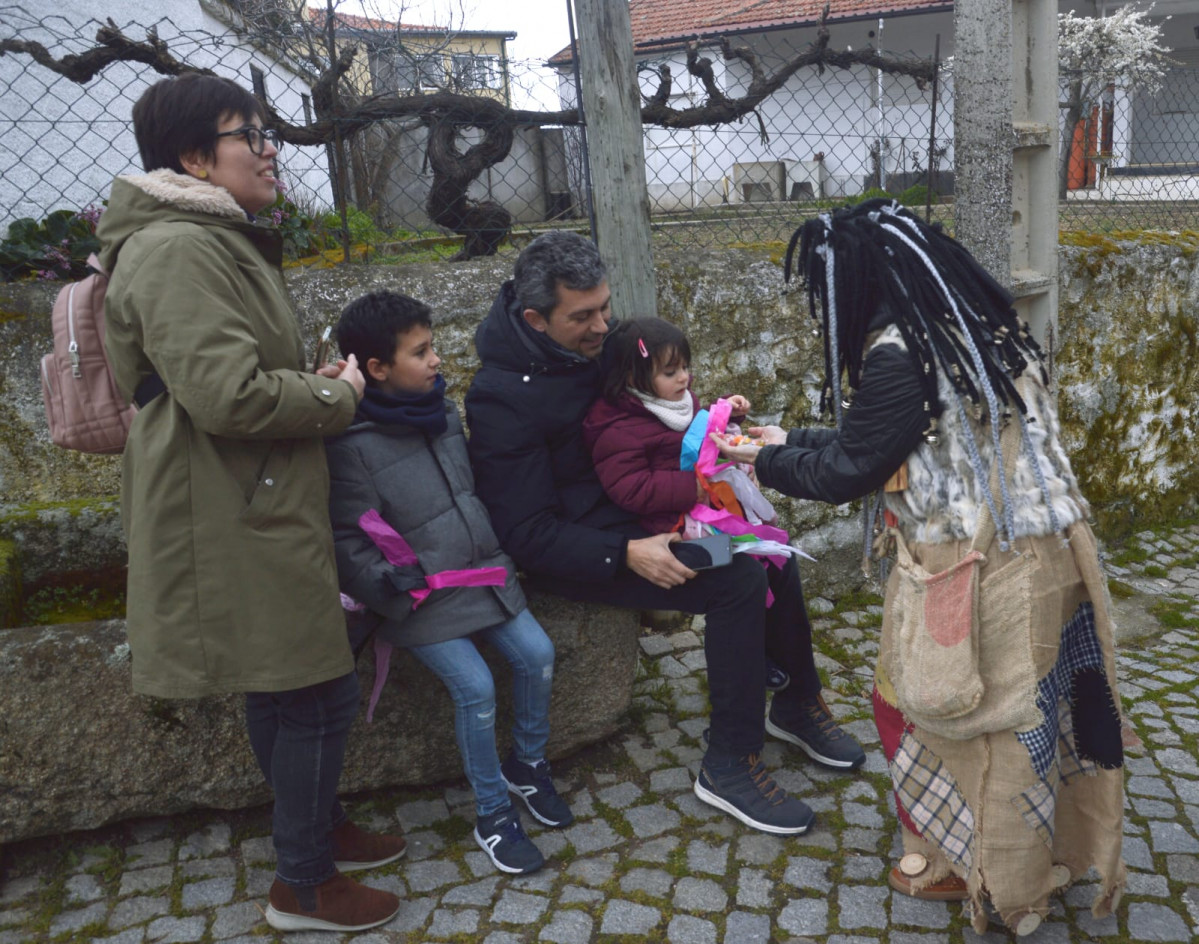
[118,169,247,220]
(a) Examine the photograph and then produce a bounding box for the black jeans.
[531,548,820,761]
[244,670,360,886]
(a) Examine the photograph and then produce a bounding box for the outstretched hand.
[710,425,786,463]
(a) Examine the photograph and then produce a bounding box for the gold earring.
[197,169,208,179]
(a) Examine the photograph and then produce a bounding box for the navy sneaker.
[767,694,866,770]
[765,656,790,693]
[501,753,574,827]
[694,753,815,835]
[474,805,544,874]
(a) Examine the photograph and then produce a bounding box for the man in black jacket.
[465,231,864,836]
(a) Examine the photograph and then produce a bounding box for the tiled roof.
[552,0,951,62]
[305,8,440,32]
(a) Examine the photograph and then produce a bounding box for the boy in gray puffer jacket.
[326,291,572,875]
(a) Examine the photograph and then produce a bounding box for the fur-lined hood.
[96,169,257,272]
[874,325,1088,544]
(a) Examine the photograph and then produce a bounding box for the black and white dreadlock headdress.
[784,199,1062,552]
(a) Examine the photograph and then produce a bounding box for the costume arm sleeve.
[467,384,627,580]
[755,342,927,504]
[590,428,695,520]
[327,444,418,623]
[125,233,356,439]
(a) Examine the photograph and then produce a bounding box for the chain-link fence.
[1060,52,1199,232]
[2,6,1197,281]
[622,34,953,250]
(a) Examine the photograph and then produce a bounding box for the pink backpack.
[39,254,136,453]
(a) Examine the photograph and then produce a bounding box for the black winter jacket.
[465,282,636,580]
[754,339,929,504]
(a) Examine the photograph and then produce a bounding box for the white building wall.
[0,1,334,232]
[627,11,957,212]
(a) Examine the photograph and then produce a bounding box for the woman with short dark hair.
[97,72,402,933]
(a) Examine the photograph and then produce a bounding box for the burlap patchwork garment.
[875,520,1125,934]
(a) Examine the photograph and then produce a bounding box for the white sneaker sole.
[264,901,399,932]
[693,778,812,835]
[765,715,864,769]
[473,827,542,874]
[503,775,572,827]
[334,844,407,872]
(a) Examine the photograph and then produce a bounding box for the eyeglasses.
[215,125,281,156]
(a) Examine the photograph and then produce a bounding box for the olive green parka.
[98,170,358,697]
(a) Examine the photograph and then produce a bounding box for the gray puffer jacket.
[326,402,525,647]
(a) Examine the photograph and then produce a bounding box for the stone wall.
[0,592,639,843]
[3,237,1197,597]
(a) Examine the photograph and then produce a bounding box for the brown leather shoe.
[888,866,969,901]
[331,818,408,872]
[330,820,410,873]
[265,873,400,932]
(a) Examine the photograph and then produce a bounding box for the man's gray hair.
[513,231,607,317]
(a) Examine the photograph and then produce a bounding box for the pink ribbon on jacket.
[354,509,508,721]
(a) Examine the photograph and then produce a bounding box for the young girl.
[582,316,790,691]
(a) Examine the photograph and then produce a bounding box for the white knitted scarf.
[629,388,695,432]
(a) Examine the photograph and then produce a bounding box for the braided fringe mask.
[783,198,1064,552]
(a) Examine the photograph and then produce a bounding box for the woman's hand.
[319,354,365,399]
[711,433,761,464]
[747,425,787,446]
[727,394,751,414]
[710,424,786,464]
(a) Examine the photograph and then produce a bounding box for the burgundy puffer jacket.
[582,392,701,534]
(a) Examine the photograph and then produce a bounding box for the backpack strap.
[133,372,166,408]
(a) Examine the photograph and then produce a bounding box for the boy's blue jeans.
[244,670,360,887]
[409,608,554,817]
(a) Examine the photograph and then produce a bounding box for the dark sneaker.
[501,753,574,827]
[694,753,815,835]
[767,694,866,770]
[331,819,407,872]
[765,657,790,693]
[265,873,399,932]
[474,806,545,874]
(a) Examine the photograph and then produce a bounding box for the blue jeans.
[409,609,554,817]
[244,670,360,887]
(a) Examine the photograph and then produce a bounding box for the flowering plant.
[0,204,103,282]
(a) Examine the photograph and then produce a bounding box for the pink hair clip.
[638,338,649,358]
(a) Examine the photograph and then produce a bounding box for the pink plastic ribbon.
[356,509,507,721]
[696,398,734,476]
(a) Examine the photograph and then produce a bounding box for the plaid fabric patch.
[1016,602,1105,780]
[891,731,974,867]
[1012,775,1057,848]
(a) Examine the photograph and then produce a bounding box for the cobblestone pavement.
[3,523,1198,944]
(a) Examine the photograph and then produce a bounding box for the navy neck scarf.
[358,375,448,437]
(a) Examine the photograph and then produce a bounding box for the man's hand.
[625,532,695,588]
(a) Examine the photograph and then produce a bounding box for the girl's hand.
[727,394,751,414]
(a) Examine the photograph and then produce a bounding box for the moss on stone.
[0,539,20,628]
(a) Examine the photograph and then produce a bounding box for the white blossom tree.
[1058,6,1172,198]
